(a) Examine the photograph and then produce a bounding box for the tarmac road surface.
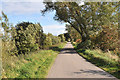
[47,42,118,80]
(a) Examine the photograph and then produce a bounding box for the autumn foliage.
[76,39,82,44]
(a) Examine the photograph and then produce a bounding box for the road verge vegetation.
[1,12,66,78]
[73,42,120,79]
[2,43,66,78]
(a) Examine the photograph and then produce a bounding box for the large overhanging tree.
[42,1,118,42]
[42,2,89,41]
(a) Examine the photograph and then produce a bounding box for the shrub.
[15,22,43,54]
[95,25,118,51]
[77,40,92,49]
[58,34,65,42]
[42,34,52,49]
[52,36,61,45]
[48,33,61,45]
[76,39,82,44]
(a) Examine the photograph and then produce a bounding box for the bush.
[42,34,52,49]
[15,22,43,54]
[48,33,61,45]
[52,36,61,45]
[95,25,118,51]
[77,40,92,49]
[76,39,82,44]
[58,34,65,42]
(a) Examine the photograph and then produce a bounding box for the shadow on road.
[74,69,113,77]
[60,48,77,54]
[62,48,74,51]
[49,46,62,52]
[50,46,77,54]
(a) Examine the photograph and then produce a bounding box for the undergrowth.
[73,43,120,79]
[2,43,66,78]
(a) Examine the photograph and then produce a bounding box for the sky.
[1,1,67,36]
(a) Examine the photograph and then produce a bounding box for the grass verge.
[73,43,120,79]
[2,42,66,78]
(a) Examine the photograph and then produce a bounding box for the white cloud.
[2,0,44,2]
[0,2,2,14]
[43,24,67,36]
[2,2,45,15]
[1,0,84,15]
[1,1,67,36]
[1,0,83,2]
[44,24,65,29]
[78,2,84,6]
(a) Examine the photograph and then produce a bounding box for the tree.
[66,24,81,42]
[48,33,61,45]
[1,11,10,41]
[15,22,44,54]
[63,33,71,42]
[42,2,88,41]
[42,1,118,43]
[42,33,52,49]
[95,25,118,51]
[58,34,65,42]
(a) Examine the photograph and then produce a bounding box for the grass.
[0,39,2,79]
[49,42,66,52]
[2,42,66,78]
[73,43,120,79]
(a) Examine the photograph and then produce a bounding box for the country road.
[47,42,118,79]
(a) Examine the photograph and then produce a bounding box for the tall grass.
[2,42,66,78]
[73,43,120,79]
[0,38,2,79]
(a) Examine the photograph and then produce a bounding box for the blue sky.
[1,1,66,36]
